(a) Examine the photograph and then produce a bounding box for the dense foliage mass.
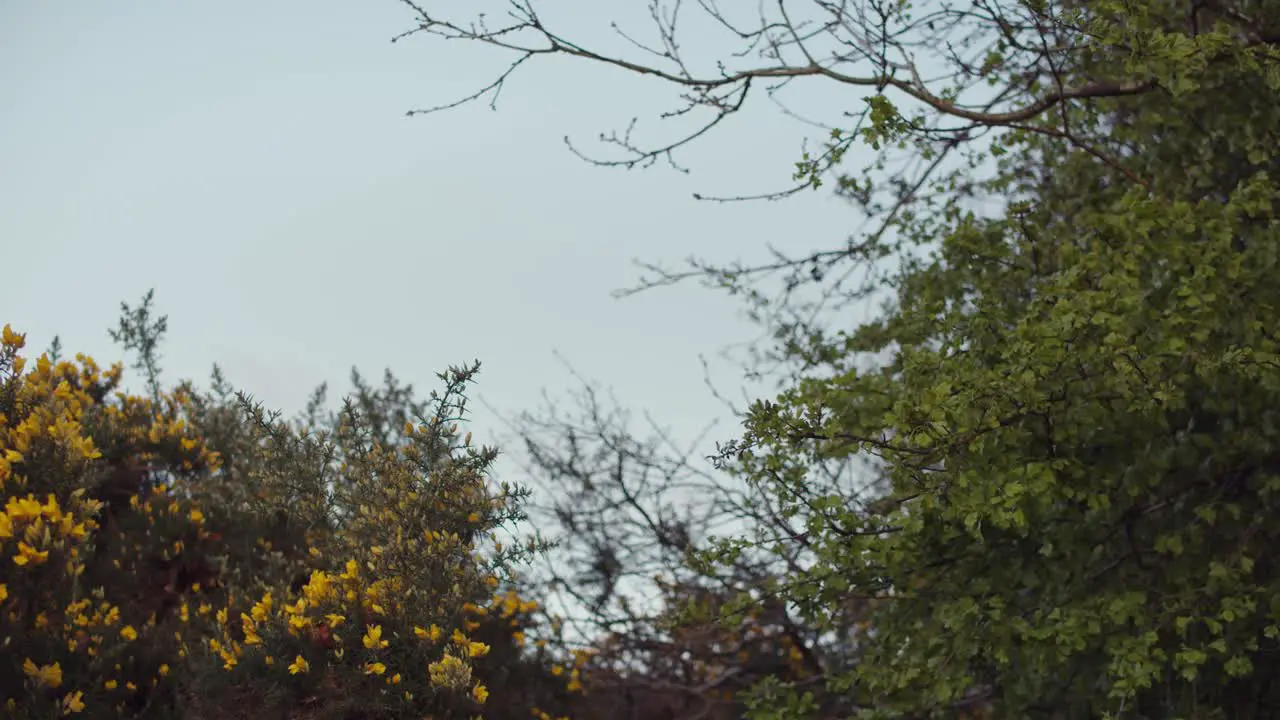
[720,5,1280,717]
[396,0,1280,717]
[0,297,582,719]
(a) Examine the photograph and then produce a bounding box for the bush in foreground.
[0,305,578,719]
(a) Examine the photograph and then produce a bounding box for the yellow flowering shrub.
[179,378,578,719]
[0,307,578,720]
[0,322,235,718]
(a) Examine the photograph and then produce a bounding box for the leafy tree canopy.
[398,0,1280,716]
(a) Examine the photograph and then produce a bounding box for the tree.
[397,1,1280,717]
[506,376,874,718]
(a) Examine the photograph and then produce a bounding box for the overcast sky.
[1,1,869,485]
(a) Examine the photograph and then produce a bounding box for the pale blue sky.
[1,1,868,483]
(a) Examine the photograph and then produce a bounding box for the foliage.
[0,296,579,720]
[397,0,1280,717]
[718,4,1280,718]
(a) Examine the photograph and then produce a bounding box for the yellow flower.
[23,659,63,688]
[364,662,387,676]
[302,571,332,602]
[2,324,26,348]
[428,653,472,689]
[189,509,204,525]
[61,691,86,714]
[58,516,88,541]
[472,684,489,704]
[250,596,272,622]
[0,584,7,602]
[362,624,388,650]
[389,673,402,685]
[120,626,138,641]
[5,496,41,521]
[158,664,170,677]
[288,655,310,675]
[104,680,117,690]
[13,541,49,567]
[467,641,490,658]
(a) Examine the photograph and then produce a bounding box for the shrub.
[0,312,577,719]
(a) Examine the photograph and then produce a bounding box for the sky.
[0,1,870,487]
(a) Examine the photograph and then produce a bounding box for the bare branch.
[394,0,1161,180]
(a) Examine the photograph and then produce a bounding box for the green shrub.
[1,318,578,719]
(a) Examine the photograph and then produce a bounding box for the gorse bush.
[0,297,580,719]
